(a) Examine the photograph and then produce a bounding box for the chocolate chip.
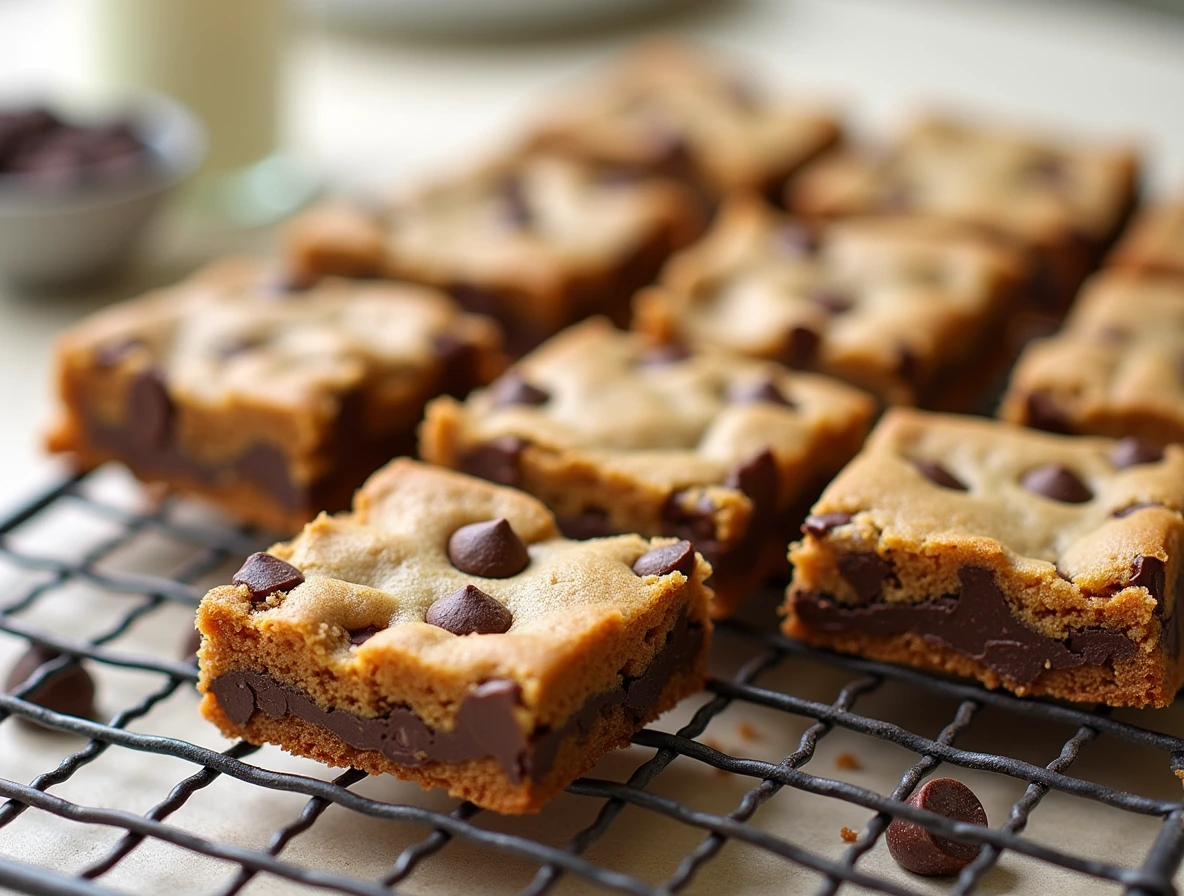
[451,283,501,319]
[1020,464,1092,504]
[348,625,383,646]
[460,436,527,487]
[1110,437,1163,469]
[638,343,691,366]
[425,584,512,635]
[448,519,530,578]
[489,373,550,408]
[1024,392,1072,434]
[4,645,96,725]
[724,449,779,520]
[772,223,818,257]
[807,288,853,315]
[231,552,304,600]
[886,777,987,876]
[557,508,614,540]
[802,512,852,537]
[95,337,144,368]
[782,326,819,370]
[663,492,719,545]
[432,332,480,399]
[1130,555,1167,607]
[633,540,696,578]
[837,552,892,602]
[126,368,173,451]
[1113,502,1163,519]
[234,443,305,511]
[912,460,967,492]
[726,377,794,407]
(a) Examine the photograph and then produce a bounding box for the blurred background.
[0,0,1183,505]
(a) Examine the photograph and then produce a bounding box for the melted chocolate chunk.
[725,449,779,522]
[792,566,1137,684]
[126,369,173,451]
[1110,437,1163,469]
[633,540,696,578]
[662,492,719,546]
[488,373,550,408]
[802,512,852,538]
[460,436,527,488]
[209,611,701,784]
[348,625,384,647]
[782,325,819,370]
[232,552,305,600]
[1024,392,1073,434]
[425,584,512,635]
[912,460,967,492]
[432,333,480,399]
[448,519,530,579]
[836,552,892,602]
[1130,555,1167,609]
[726,377,794,407]
[557,508,614,540]
[807,288,854,315]
[1020,464,1092,504]
[4,645,96,725]
[886,777,987,876]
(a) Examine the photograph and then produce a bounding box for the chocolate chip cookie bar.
[421,318,875,617]
[284,153,705,353]
[197,459,711,814]
[526,40,841,199]
[634,197,1025,407]
[784,409,1184,707]
[999,273,1184,444]
[46,260,504,532]
[1108,195,1184,280]
[787,115,1140,308]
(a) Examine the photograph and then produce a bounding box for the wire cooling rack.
[1,467,1183,896]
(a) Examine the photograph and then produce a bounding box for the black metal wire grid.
[0,468,1183,896]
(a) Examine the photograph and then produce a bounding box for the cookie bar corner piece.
[782,408,1184,708]
[197,459,712,814]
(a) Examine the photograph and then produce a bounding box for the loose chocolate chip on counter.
[425,584,513,636]
[638,343,691,367]
[782,325,819,370]
[1024,392,1072,434]
[1019,464,1093,504]
[348,625,384,646]
[4,645,96,725]
[912,459,967,492]
[488,373,550,408]
[633,540,696,578]
[886,777,987,876]
[1113,502,1163,519]
[448,518,530,578]
[126,368,174,451]
[807,287,854,315]
[802,512,853,538]
[231,552,305,600]
[1110,437,1164,469]
[1130,555,1167,608]
[836,552,892,602]
[726,377,794,408]
[460,436,527,488]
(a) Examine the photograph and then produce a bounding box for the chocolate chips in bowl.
[0,94,205,288]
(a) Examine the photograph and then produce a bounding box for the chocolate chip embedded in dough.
[1130,555,1167,607]
[1024,392,1073,434]
[782,325,819,370]
[488,373,550,408]
[425,584,512,636]
[448,519,530,579]
[348,625,384,647]
[912,459,967,492]
[724,449,779,521]
[885,777,987,876]
[1019,464,1092,504]
[726,377,794,408]
[836,552,892,602]
[126,368,173,451]
[460,436,527,488]
[801,512,852,538]
[633,540,696,578]
[1110,437,1163,470]
[4,645,96,725]
[231,552,305,600]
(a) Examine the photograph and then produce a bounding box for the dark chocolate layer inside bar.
[209,611,702,784]
[792,566,1142,685]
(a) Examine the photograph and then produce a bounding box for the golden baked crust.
[784,409,1184,707]
[1108,197,1184,279]
[420,318,874,617]
[198,460,712,813]
[635,196,1025,406]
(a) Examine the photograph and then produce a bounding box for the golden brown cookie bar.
[197,459,712,814]
[421,318,875,618]
[784,409,1184,708]
[999,274,1184,444]
[635,197,1025,407]
[525,39,841,199]
[46,260,504,532]
[788,115,1140,308]
[284,153,705,354]
[1108,196,1184,280]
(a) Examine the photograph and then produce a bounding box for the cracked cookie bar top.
[197,460,712,814]
[46,260,504,532]
[784,409,1184,707]
[421,318,875,618]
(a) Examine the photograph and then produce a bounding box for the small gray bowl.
[0,93,206,289]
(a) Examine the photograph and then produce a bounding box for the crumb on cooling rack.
[840,827,859,842]
[736,721,759,741]
[835,751,862,770]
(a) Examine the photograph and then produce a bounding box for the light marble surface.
[1,1,1184,893]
